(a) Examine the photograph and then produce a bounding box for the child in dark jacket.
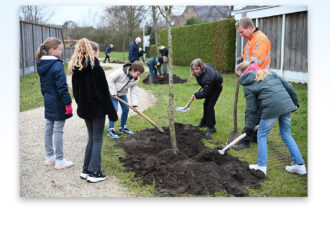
[236,61,306,176]
[36,37,73,169]
[190,58,223,136]
[70,38,118,183]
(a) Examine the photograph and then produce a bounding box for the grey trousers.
[83,116,105,173]
[45,119,65,161]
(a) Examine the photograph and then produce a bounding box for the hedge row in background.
[159,18,236,73]
[149,44,158,58]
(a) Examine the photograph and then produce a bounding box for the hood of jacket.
[37,55,61,76]
[239,71,257,86]
[123,63,132,75]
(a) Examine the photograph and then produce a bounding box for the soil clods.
[117,123,264,197]
[143,74,187,85]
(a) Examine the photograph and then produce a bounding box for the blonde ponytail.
[36,37,62,60]
[255,69,269,82]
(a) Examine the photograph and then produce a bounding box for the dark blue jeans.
[83,116,105,173]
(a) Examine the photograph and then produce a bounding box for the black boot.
[205,127,216,136]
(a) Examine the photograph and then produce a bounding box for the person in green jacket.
[236,61,307,176]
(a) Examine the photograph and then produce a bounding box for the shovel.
[175,87,202,112]
[226,78,240,144]
[219,125,259,155]
[116,97,165,133]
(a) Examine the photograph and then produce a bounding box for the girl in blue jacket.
[36,37,73,169]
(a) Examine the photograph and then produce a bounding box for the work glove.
[242,127,253,137]
[236,57,244,64]
[65,104,73,115]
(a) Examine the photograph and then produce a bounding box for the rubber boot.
[148,76,154,85]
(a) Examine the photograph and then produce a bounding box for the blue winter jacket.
[37,55,72,121]
[128,41,139,63]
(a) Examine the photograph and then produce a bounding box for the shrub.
[160,18,236,73]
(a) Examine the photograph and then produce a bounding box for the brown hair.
[131,61,145,73]
[36,37,62,60]
[68,38,95,75]
[235,17,255,29]
[236,61,269,82]
[190,58,206,78]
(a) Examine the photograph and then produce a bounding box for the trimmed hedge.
[160,18,236,73]
[149,44,158,58]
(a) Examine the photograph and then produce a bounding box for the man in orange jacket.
[232,17,272,150]
[236,17,271,70]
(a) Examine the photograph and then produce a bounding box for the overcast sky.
[46,5,186,27]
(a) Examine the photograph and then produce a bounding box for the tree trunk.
[166,6,178,154]
[152,6,158,45]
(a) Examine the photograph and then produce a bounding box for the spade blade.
[175,107,191,112]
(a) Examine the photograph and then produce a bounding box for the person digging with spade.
[190,58,223,137]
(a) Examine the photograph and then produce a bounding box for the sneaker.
[205,127,216,136]
[249,164,267,175]
[45,156,56,166]
[285,164,307,175]
[87,171,107,183]
[231,142,250,150]
[80,169,91,179]
[119,127,134,135]
[55,159,73,169]
[107,129,120,139]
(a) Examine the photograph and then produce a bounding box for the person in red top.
[233,17,272,150]
[236,17,271,70]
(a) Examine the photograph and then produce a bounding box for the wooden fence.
[235,10,308,82]
[19,21,74,77]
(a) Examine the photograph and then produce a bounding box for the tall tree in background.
[20,6,54,24]
[157,5,178,154]
[151,6,159,45]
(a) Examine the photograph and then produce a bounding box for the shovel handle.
[184,87,202,108]
[116,97,164,132]
[219,125,259,154]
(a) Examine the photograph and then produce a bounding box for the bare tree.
[20,6,54,24]
[157,5,178,154]
[151,6,159,45]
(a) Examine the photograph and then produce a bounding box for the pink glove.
[65,104,73,115]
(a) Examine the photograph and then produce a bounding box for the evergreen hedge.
[159,18,236,73]
[149,44,158,58]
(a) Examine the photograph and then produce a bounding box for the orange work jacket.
[242,29,271,70]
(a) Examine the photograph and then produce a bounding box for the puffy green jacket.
[239,70,299,130]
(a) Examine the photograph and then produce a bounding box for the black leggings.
[83,116,105,173]
[200,86,222,128]
[104,54,110,63]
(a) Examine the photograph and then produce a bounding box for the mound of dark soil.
[143,74,187,84]
[117,123,264,197]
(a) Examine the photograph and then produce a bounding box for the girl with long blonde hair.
[70,38,118,183]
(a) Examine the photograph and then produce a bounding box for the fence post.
[32,23,36,72]
[20,21,26,77]
[280,14,286,76]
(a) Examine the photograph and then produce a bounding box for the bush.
[159,18,236,73]
[184,17,206,26]
[149,44,158,58]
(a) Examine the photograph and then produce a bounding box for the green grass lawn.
[101,65,308,197]
[99,51,129,62]
[20,63,308,197]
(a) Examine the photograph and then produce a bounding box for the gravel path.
[19,64,156,197]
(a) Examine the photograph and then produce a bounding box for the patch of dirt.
[116,123,265,197]
[143,73,187,85]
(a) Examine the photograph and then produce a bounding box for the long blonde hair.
[36,37,62,60]
[68,38,95,75]
[236,61,269,82]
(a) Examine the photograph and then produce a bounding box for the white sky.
[46,5,186,27]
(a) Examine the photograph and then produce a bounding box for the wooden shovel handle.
[185,87,202,108]
[233,78,240,131]
[116,97,162,130]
